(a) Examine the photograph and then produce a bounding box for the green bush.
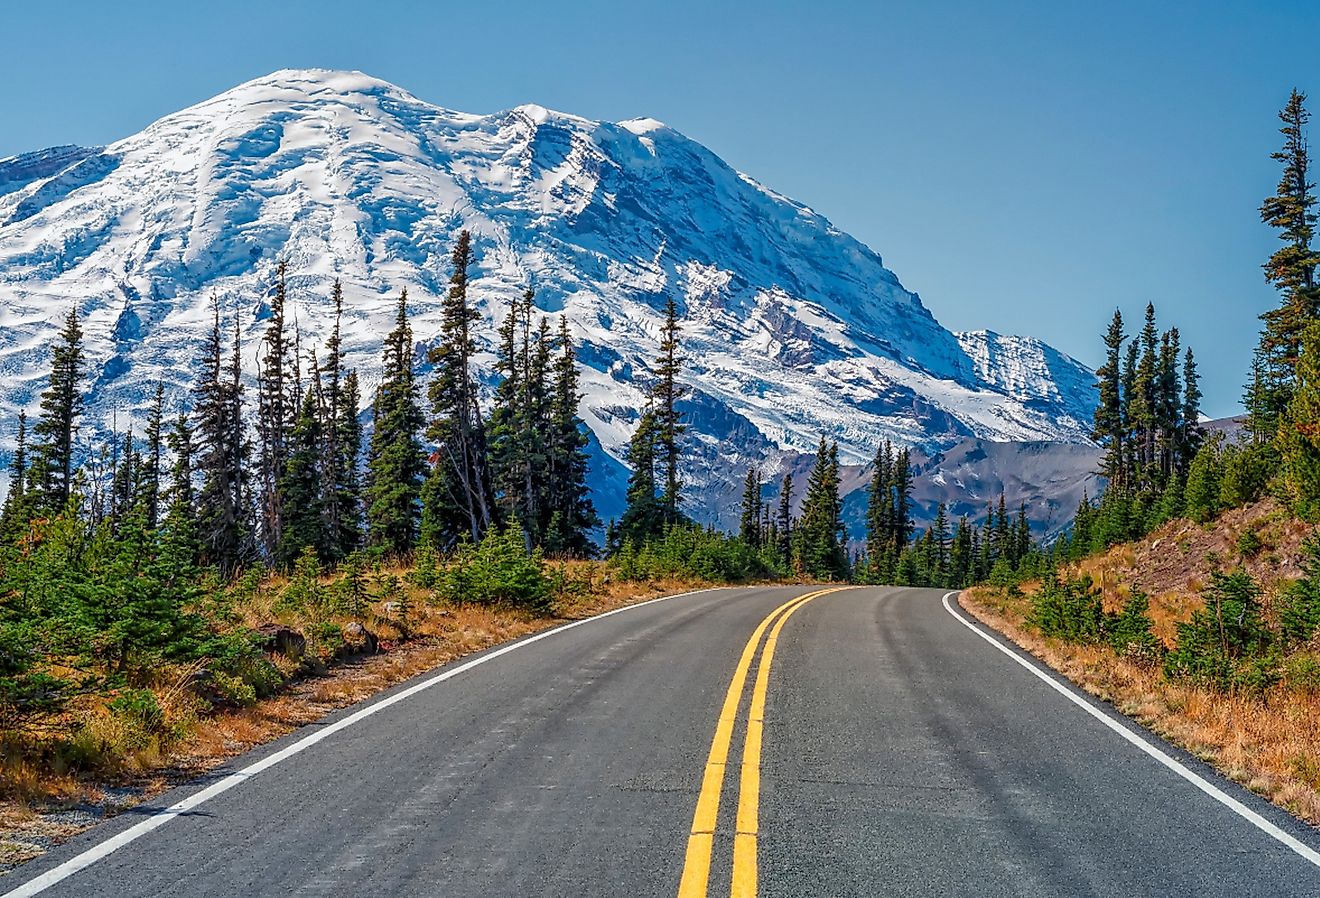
[439,522,553,614]
[1029,574,1106,643]
[1184,438,1223,524]
[1107,590,1164,663]
[610,525,781,584]
[277,546,326,614]
[1236,529,1264,559]
[408,545,441,590]
[1164,570,1277,691]
[1280,535,1320,644]
[1219,442,1276,508]
[108,688,163,734]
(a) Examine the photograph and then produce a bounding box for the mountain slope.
[0,69,1097,524]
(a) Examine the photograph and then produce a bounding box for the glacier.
[0,69,1098,530]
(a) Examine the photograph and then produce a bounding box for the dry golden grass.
[0,565,729,866]
[963,585,1320,824]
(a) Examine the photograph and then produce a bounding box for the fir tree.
[543,317,598,556]
[365,290,427,556]
[796,437,848,580]
[422,231,496,548]
[740,466,763,546]
[332,370,364,555]
[1279,323,1320,511]
[0,412,29,539]
[29,307,83,511]
[653,296,687,525]
[277,382,326,567]
[318,279,361,561]
[140,382,165,529]
[1181,347,1203,461]
[1258,89,1320,404]
[776,472,794,567]
[193,300,248,575]
[1093,309,1127,486]
[256,261,293,557]
[619,409,663,544]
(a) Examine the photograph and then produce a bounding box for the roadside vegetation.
[966,88,1320,824]
[0,235,767,817]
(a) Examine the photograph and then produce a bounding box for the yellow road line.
[676,586,851,898]
[731,586,854,897]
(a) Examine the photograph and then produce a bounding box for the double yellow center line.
[677,586,854,898]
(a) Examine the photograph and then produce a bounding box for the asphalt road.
[6,585,1320,897]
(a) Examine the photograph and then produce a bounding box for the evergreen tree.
[543,317,598,556]
[740,466,763,545]
[892,447,913,552]
[0,412,30,539]
[422,231,496,548]
[1093,309,1127,486]
[796,437,848,580]
[163,412,195,530]
[865,440,895,580]
[1181,347,1203,462]
[318,279,362,560]
[277,382,326,567]
[619,409,663,544]
[193,301,248,575]
[365,290,427,556]
[139,382,165,529]
[776,472,794,567]
[256,261,293,557]
[29,307,84,511]
[332,370,365,555]
[1184,437,1223,523]
[1258,89,1320,410]
[1279,322,1320,511]
[653,296,687,525]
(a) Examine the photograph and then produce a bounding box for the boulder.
[255,624,306,659]
[341,621,379,656]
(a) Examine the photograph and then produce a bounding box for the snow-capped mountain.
[0,69,1097,525]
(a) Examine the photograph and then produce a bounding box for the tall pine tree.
[365,290,428,556]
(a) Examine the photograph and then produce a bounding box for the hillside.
[963,497,1320,824]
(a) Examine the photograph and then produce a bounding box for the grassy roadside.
[961,582,1320,825]
[0,565,743,874]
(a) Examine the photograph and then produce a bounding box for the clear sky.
[3,0,1316,417]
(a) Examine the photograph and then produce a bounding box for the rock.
[254,624,306,659]
[341,621,379,656]
[183,668,227,707]
[381,601,402,616]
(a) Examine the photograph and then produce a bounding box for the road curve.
[5,585,1320,897]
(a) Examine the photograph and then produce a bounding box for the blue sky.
[3,0,1316,417]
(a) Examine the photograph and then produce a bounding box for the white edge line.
[1,586,733,898]
[941,591,1320,870]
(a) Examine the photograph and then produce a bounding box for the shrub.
[1107,590,1163,663]
[610,526,780,584]
[277,546,326,614]
[408,545,441,590]
[1219,442,1276,508]
[107,688,164,734]
[1280,535,1320,644]
[1184,438,1223,524]
[1236,529,1264,559]
[335,551,371,619]
[1029,574,1106,643]
[1283,652,1320,694]
[439,523,553,614]
[1164,570,1277,691]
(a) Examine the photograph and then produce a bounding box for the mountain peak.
[0,70,1097,527]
